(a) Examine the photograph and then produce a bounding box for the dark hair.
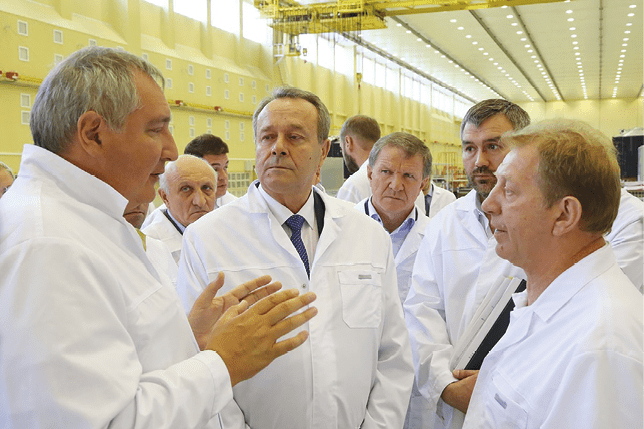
[184,134,229,157]
[340,115,381,145]
[461,99,530,138]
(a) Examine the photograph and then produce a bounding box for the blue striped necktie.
[285,214,310,278]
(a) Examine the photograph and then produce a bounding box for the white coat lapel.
[394,215,426,267]
[454,194,489,249]
[310,192,340,267]
[247,184,304,264]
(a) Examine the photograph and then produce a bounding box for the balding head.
[158,155,217,227]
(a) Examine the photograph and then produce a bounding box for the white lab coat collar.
[19,144,128,220]
[258,182,316,230]
[454,190,490,247]
[500,243,615,353]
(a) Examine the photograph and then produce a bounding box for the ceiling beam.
[390,16,508,101]
[339,29,480,104]
[468,9,551,102]
[377,0,567,16]
[510,6,564,101]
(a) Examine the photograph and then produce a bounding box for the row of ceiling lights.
[501,8,539,102]
[565,8,587,100]
[393,21,501,102]
[613,4,637,98]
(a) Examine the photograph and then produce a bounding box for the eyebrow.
[147,115,172,127]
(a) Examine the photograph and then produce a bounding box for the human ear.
[552,196,582,236]
[76,111,104,158]
[159,188,170,207]
[367,165,373,182]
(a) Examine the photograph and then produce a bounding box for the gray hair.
[369,132,432,179]
[460,99,530,138]
[253,86,331,144]
[31,46,165,154]
[0,162,15,179]
[159,154,217,193]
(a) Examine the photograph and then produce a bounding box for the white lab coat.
[426,182,456,218]
[605,188,644,292]
[0,145,232,428]
[215,190,238,209]
[355,198,432,429]
[404,189,526,429]
[405,188,643,429]
[177,183,414,429]
[142,206,183,264]
[463,245,643,429]
[146,234,179,288]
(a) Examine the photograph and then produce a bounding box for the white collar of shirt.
[428,182,435,197]
[366,197,416,235]
[474,194,493,239]
[258,184,316,228]
[511,243,614,324]
[166,209,187,234]
[258,184,318,262]
[366,197,415,257]
[19,144,128,219]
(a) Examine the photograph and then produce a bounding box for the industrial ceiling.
[256,0,643,103]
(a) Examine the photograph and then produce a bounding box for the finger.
[217,300,250,325]
[241,282,282,307]
[251,288,301,315]
[194,272,224,308]
[269,306,318,340]
[264,292,317,325]
[271,330,310,358]
[453,369,479,379]
[226,275,273,302]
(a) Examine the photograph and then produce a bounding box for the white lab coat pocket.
[338,269,382,328]
[484,373,528,429]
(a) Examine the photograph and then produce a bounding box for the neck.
[524,235,605,305]
[267,188,312,214]
[374,203,413,233]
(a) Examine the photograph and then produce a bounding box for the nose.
[389,174,404,192]
[192,190,207,207]
[481,182,500,215]
[475,149,490,168]
[271,135,288,156]
[162,132,179,163]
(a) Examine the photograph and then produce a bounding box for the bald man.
[143,154,217,263]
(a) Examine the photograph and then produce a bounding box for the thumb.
[193,272,225,309]
[453,369,479,380]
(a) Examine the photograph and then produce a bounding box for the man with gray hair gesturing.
[0,46,317,428]
[464,119,642,428]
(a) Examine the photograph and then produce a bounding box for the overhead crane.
[254,0,567,35]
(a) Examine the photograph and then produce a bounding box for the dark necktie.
[465,279,527,370]
[285,214,310,278]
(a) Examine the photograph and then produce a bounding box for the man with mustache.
[177,87,414,429]
[405,99,643,429]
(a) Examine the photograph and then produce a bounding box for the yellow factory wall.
[0,0,641,180]
[519,98,644,139]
